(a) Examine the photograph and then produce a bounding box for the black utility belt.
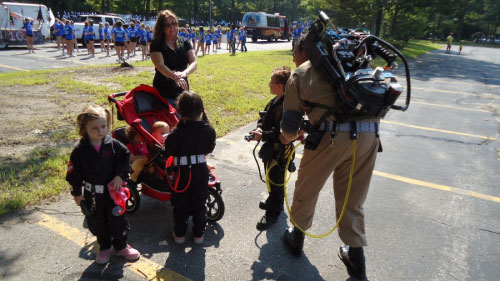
[83,181,105,194]
[173,155,206,166]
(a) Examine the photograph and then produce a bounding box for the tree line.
[14,0,500,42]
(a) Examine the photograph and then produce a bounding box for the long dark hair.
[153,9,178,42]
[176,91,210,124]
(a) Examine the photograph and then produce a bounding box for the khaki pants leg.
[290,132,351,229]
[334,132,379,247]
[290,131,378,247]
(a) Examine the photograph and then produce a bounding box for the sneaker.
[96,248,111,264]
[115,244,140,261]
[69,54,75,57]
[173,231,185,244]
[193,234,204,245]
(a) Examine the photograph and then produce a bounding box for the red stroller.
[108,84,224,222]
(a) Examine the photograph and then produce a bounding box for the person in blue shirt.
[146,25,153,58]
[139,24,148,60]
[104,22,111,57]
[63,20,75,56]
[123,24,131,59]
[54,19,64,51]
[128,23,138,57]
[204,31,212,55]
[98,22,105,53]
[240,26,247,52]
[216,25,222,49]
[83,21,89,52]
[230,24,237,55]
[23,18,35,53]
[226,28,232,50]
[87,20,96,58]
[185,24,196,48]
[212,30,218,53]
[112,21,128,63]
[195,26,205,57]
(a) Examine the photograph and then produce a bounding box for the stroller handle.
[108,92,128,104]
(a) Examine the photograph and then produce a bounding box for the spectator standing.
[150,9,198,106]
[23,18,35,53]
[240,26,247,52]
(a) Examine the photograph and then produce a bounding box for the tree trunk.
[194,0,199,23]
[146,0,150,20]
[374,0,383,36]
[390,5,400,38]
[101,0,105,14]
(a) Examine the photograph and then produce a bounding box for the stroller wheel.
[126,182,141,214]
[207,187,224,222]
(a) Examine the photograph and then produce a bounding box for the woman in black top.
[150,10,198,106]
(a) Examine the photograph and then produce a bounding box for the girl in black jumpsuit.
[66,105,140,264]
[165,91,216,244]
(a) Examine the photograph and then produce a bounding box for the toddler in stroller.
[108,84,224,222]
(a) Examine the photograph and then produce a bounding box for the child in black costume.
[66,105,140,264]
[249,66,292,230]
[165,91,216,244]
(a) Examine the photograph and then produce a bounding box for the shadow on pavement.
[0,250,22,279]
[250,214,325,281]
[401,49,500,86]
[123,195,224,280]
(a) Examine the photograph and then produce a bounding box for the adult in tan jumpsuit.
[279,35,380,281]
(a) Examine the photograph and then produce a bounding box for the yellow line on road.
[372,170,500,203]
[37,213,191,281]
[413,87,500,99]
[381,120,499,141]
[294,153,500,204]
[0,63,28,71]
[411,101,491,113]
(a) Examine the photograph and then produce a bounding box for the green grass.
[0,70,52,87]
[401,40,442,59]
[0,45,432,215]
[0,148,69,216]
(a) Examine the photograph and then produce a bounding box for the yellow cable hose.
[268,140,357,238]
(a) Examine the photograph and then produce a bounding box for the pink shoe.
[173,231,185,244]
[115,244,140,261]
[96,248,111,264]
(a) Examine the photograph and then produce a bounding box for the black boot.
[283,226,304,257]
[258,199,267,210]
[338,245,367,281]
[256,213,278,231]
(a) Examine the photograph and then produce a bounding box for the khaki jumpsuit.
[281,61,380,247]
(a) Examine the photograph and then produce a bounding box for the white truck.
[0,2,54,49]
[73,14,125,46]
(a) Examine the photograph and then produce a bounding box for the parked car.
[74,14,125,46]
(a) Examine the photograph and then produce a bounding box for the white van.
[73,14,125,46]
[0,2,54,49]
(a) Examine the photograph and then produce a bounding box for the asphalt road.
[0,45,499,281]
[0,40,293,72]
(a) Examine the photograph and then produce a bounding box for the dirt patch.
[0,83,91,162]
[71,66,151,90]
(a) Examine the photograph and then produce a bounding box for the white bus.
[0,2,54,49]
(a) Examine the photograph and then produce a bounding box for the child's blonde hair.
[76,105,111,137]
[152,121,170,133]
[272,66,292,87]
